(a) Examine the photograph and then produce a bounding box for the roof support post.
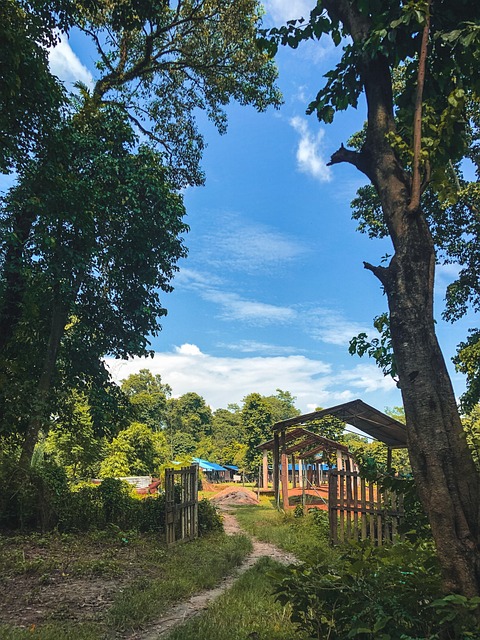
[291,454,296,488]
[262,450,269,489]
[387,447,393,472]
[273,431,280,507]
[281,429,289,510]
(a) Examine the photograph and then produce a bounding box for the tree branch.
[327,144,373,179]
[408,0,432,214]
[363,261,390,287]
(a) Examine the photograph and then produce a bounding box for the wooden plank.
[329,471,338,544]
[273,432,280,508]
[353,472,359,541]
[360,478,367,540]
[281,430,290,510]
[339,472,345,543]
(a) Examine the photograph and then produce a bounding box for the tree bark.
[324,0,480,596]
[18,299,69,469]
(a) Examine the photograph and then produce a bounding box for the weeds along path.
[126,504,297,640]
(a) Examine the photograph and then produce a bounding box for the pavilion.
[258,398,408,509]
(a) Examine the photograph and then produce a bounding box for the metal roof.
[192,457,227,472]
[272,399,407,449]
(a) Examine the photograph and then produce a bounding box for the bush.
[274,540,480,639]
[197,498,223,535]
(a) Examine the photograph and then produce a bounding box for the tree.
[44,391,103,479]
[263,389,301,423]
[1,106,187,469]
[1,0,282,470]
[99,422,169,477]
[166,393,213,441]
[121,369,171,430]
[0,0,65,172]
[241,393,274,470]
[461,405,480,472]
[264,1,480,596]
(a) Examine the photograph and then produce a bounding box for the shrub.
[197,498,223,535]
[274,539,480,639]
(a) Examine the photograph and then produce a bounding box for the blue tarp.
[192,457,227,472]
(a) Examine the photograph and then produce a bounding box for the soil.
[0,487,296,638]
[210,485,259,506]
[127,499,297,640]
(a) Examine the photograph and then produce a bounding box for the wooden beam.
[262,450,269,489]
[273,432,280,507]
[281,429,289,510]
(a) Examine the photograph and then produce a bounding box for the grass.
[0,529,252,640]
[233,501,333,563]
[107,531,252,631]
[166,557,310,640]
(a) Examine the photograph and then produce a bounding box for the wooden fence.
[165,465,199,546]
[328,470,404,545]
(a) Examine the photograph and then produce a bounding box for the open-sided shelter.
[259,399,407,509]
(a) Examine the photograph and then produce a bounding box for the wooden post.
[386,447,393,472]
[336,449,343,472]
[273,432,280,508]
[291,454,296,488]
[262,450,269,489]
[298,457,303,489]
[281,430,289,510]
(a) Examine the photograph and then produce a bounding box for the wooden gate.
[328,470,404,545]
[165,465,199,545]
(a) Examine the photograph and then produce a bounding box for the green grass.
[107,532,252,631]
[166,557,310,640]
[0,530,252,640]
[233,502,333,563]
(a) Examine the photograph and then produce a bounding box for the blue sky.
[39,0,477,412]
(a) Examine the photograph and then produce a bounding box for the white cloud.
[435,262,461,299]
[290,117,332,183]
[263,0,312,23]
[49,35,93,89]
[197,213,307,274]
[175,343,203,356]
[201,290,296,325]
[106,344,399,412]
[221,340,301,355]
[174,265,296,326]
[305,308,368,346]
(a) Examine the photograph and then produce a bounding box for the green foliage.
[242,393,275,470]
[99,422,169,477]
[349,313,397,379]
[0,0,65,172]
[44,391,103,479]
[461,404,480,471]
[197,498,223,535]
[273,540,480,639]
[167,392,213,441]
[120,369,171,430]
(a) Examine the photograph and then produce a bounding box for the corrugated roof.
[272,399,407,449]
[192,457,227,472]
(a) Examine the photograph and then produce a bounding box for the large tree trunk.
[18,299,69,470]
[323,0,480,596]
[386,208,480,596]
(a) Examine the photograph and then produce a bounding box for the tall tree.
[121,369,171,430]
[242,392,274,470]
[264,1,480,595]
[1,0,281,468]
[166,392,213,440]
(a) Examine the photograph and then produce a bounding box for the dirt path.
[126,506,297,640]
